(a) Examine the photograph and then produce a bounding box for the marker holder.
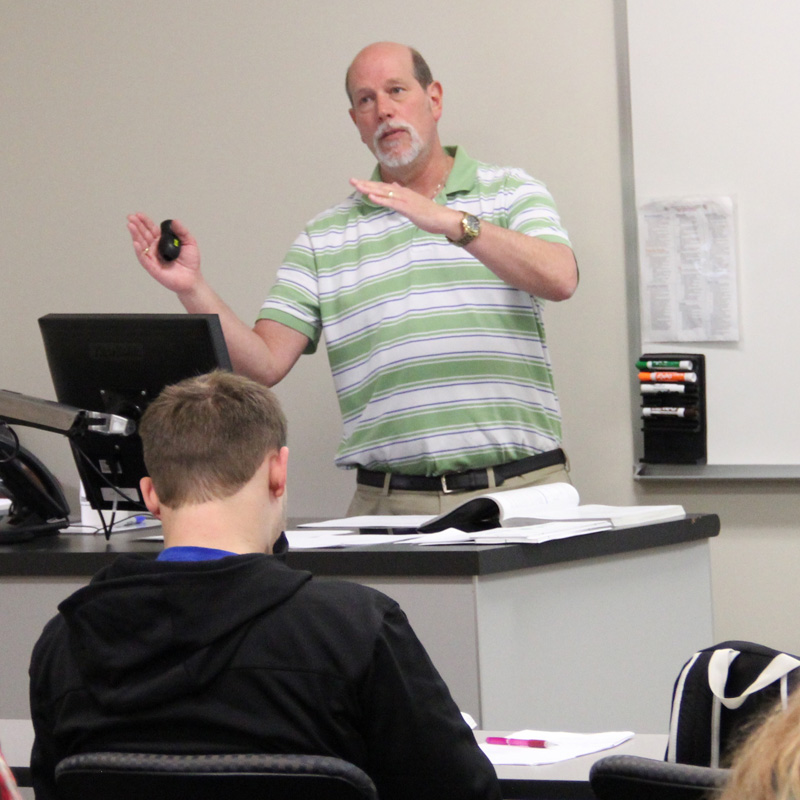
[638,353,706,465]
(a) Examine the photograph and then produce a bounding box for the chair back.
[55,751,378,800]
[589,754,728,800]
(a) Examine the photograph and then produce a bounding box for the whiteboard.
[626,0,800,466]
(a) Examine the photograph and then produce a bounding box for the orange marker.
[638,371,697,383]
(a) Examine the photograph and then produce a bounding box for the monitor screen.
[39,313,232,513]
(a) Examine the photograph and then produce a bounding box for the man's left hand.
[349,177,462,239]
[349,177,578,300]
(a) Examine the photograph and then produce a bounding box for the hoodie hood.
[57,553,311,713]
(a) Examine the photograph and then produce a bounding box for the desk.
[3,718,668,798]
[478,730,669,799]
[0,515,719,731]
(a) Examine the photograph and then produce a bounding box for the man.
[128,42,578,515]
[28,371,501,800]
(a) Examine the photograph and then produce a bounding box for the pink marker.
[485,736,552,748]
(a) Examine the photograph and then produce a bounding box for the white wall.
[4,0,800,673]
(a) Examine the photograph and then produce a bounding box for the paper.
[638,196,739,343]
[480,729,634,766]
[407,521,609,546]
[285,530,418,549]
[470,520,610,543]
[299,515,431,530]
[517,503,685,527]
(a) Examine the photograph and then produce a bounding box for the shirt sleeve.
[358,604,502,800]
[503,168,572,246]
[258,229,323,354]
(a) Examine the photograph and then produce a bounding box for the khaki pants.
[346,460,571,517]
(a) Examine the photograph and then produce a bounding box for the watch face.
[463,214,480,236]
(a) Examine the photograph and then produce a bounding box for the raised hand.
[127,213,203,296]
[349,178,462,240]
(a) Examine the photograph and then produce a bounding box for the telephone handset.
[0,430,70,544]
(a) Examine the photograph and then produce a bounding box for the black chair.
[55,751,378,800]
[589,754,728,800]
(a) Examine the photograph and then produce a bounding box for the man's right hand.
[126,211,308,387]
[127,213,202,296]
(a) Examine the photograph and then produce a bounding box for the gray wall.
[4,0,800,674]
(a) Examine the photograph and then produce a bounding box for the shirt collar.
[361,145,477,208]
[442,145,478,196]
[157,545,238,562]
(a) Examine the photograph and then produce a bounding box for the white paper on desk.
[285,530,353,549]
[512,504,685,527]
[286,531,419,549]
[472,520,610,543]
[406,520,610,545]
[405,529,476,545]
[300,515,432,530]
[480,729,634,766]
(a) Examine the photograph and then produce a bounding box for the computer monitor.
[38,313,232,516]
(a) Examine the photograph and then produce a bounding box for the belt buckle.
[440,474,456,494]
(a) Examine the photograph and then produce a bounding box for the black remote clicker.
[157,219,182,261]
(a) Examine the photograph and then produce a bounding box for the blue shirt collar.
[157,546,238,562]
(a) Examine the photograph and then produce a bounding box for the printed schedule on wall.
[638,197,739,344]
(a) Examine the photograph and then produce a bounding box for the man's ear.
[269,446,290,499]
[139,476,162,519]
[427,80,443,122]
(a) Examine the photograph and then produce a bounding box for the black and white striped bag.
[667,640,800,768]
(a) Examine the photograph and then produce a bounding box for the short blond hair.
[718,688,800,800]
[139,371,287,508]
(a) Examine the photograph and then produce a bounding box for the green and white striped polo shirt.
[259,146,572,476]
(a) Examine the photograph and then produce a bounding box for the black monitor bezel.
[38,313,232,513]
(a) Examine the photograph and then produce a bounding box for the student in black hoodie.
[28,370,500,800]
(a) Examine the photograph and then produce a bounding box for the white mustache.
[374,121,413,147]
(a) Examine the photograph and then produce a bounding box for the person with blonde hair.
[718,689,800,800]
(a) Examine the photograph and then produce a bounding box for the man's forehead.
[348,44,415,91]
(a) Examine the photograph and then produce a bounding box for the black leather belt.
[356,449,566,494]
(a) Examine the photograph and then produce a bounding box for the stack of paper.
[410,520,610,546]
[294,482,686,548]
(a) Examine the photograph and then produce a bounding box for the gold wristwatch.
[448,212,481,247]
